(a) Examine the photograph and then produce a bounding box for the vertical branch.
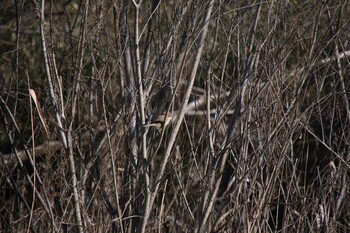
[122,1,138,166]
[132,1,152,232]
[133,1,148,172]
[38,0,67,148]
[141,1,215,231]
[67,0,91,231]
[37,1,71,230]
[118,1,139,231]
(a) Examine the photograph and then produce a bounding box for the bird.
[143,112,173,130]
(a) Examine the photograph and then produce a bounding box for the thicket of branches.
[1,0,350,232]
